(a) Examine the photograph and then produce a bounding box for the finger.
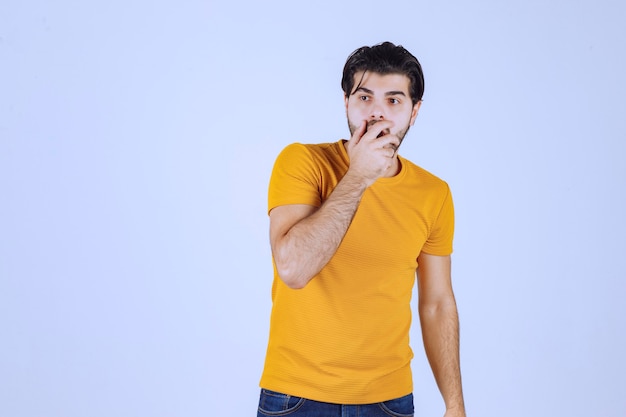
[349,120,367,146]
[379,135,401,151]
[364,120,394,140]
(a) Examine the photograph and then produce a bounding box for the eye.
[359,95,370,101]
[389,98,400,104]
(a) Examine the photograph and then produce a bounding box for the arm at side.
[417,253,466,417]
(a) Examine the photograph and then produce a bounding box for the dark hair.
[341,41,425,105]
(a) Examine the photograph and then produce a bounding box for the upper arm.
[269,204,318,254]
[416,252,454,306]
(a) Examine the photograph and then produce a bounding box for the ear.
[344,93,350,111]
[409,100,422,126]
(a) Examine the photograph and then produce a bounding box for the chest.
[337,186,432,274]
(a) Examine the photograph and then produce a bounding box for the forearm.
[273,171,368,288]
[420,300,465,415]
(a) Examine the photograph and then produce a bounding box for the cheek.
[346,104,364,121]
[392,112,412,129]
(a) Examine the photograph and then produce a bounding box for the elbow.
[283,277,308,290]
[277,270,310,290]
[274,260,311,290]
[272,240,318,289]
[419,299,458,320]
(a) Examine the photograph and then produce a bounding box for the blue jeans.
[257,389,414,417]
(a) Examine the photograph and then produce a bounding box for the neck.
[384,156,401,177]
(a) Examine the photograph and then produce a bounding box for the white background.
[1,0,625,416]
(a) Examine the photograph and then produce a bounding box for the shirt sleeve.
[421,183,455,256]
[268,143,322,214]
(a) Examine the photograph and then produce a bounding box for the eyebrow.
[353,87,407,97]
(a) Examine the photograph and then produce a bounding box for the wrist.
[342,168,375,190]
[445,403,466,417]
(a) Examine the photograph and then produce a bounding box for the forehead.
[352,71,411,94]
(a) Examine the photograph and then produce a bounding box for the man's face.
[345,71,421,145]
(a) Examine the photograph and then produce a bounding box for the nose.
[370,100,385,120]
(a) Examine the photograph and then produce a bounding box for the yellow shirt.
[260,140,454,404]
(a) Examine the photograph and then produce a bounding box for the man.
[258,42,465,417]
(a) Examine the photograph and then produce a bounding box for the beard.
[347,119,412,148]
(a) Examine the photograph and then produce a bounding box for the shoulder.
[277,141,342,160]
[269,142,343,212]
[399,156,451,193]
[275,141,347,175]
